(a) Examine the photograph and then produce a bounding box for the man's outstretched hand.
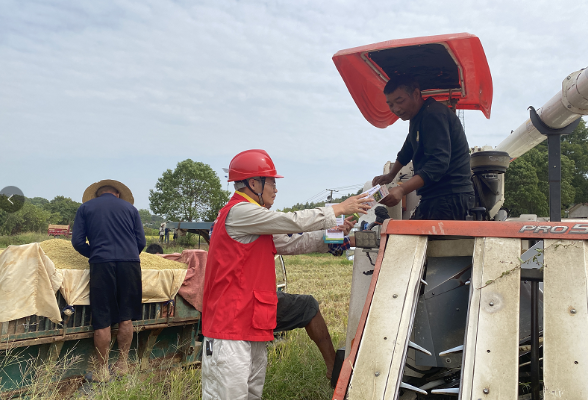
[336,216,357,235]
[332,194,372,217]
[379,186,404,207]
[372,172,394,187]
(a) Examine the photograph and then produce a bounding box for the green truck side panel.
[0,293,201,394]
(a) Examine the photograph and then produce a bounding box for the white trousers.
[201,337,268,400]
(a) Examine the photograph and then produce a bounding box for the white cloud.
[1,0,587,210]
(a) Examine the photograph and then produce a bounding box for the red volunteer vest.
[202,193,278,341]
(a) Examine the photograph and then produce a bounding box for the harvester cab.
[332,33,588,399]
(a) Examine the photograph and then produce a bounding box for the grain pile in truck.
[39,239,187,270]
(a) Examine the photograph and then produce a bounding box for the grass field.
[0,234,353,399]
[86,253,352,400]
[0,232,56,248]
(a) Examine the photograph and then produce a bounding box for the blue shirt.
[72,193,146,263]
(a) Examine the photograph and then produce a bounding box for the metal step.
[347,235,427,399]
[543,239,588,399]
[460,237,522,399]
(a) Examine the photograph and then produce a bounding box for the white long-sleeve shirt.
[224,192,336,254]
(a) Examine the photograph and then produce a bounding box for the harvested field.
[39,239,186,270]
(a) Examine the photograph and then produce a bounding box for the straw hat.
[82,179,135,205]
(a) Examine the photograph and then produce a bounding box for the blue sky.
[1,0,587,212]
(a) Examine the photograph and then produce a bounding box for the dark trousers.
[274,291,319,332]
[89,261,142,330]
[412,192,475,221]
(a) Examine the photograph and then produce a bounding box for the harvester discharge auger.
[331,33,588,400]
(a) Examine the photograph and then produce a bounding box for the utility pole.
[326,188,339,202]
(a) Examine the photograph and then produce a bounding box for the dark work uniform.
[72,193,146,329]
[274,291,319,332]
[397,98,474,220]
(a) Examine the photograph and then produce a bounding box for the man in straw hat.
[201,149,371,399]
[72,179,146,381]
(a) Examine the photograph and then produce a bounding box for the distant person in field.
[372,75,474,220]
[72,180,145,382]
[159,223,165,243]
[165,226,170,244]
[173,229,178,242]
[201,149,371,400]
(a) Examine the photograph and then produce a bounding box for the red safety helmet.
[228,149,284,182]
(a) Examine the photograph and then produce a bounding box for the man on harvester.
[201,149,371,400]
[372,75,474,220]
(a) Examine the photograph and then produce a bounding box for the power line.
[304,190,329,204]
[306,190,327,201]
[328,184,364,191]
[302,183,364,204]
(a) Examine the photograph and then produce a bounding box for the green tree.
[43,196,81,226]
[28,197,49,207]
[150,214,165,225]
[504,155,549,217]
[561,118,588,203]
[149,159,229,222]
[0,202,52,235]
[138,209,152,226]
[504,118,588,217]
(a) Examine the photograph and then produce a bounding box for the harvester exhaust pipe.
[496,68,588,159]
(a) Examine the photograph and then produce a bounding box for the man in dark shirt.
[373,76,474,220]
[72,179,146,381]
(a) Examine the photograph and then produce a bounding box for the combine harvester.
[331,33,588,400]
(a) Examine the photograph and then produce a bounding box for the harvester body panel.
[332,32,493,128]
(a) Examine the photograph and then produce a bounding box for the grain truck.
[0,240,203,396]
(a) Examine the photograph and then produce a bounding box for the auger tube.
[496,68,588,159]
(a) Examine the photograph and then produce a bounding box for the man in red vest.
[201,149,371,399]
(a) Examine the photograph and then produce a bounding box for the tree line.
[2,121,586,237]
[0,159,229,236]
[278,190,364,213]
[504,119,588,217]
[0,196,81,236]
[0,196,173,236]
